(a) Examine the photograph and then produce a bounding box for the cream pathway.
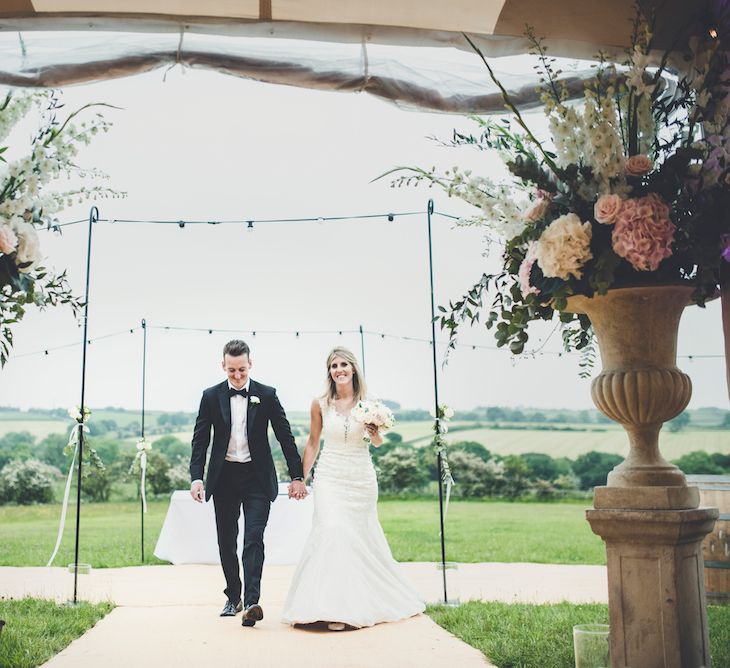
[0,563,608,668]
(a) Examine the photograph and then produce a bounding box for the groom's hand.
[288,480,308,500]
[190,481,205,503]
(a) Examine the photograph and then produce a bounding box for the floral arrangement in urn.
[388,5,730,365]
[0,91,121,365]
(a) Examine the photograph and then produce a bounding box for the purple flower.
[722,234,730,263]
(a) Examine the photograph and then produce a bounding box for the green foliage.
[152,435,189,462]
[673,450,726,475]
[375,447,429,494]
[0,598,114,668]
[667,410,691,433]
[82,465,112,502]
[0,431,35,468]
[0,459,58,504]
[572,451,623,490]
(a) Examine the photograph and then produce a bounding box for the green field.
[0,498,604,568]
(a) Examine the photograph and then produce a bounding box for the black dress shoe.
[241,603,264,627]
[220,600,243,617]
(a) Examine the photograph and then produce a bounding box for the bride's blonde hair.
[321,346,367,403]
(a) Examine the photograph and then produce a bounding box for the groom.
[190,339,307,627]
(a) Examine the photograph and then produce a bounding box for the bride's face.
[329,356,354,387]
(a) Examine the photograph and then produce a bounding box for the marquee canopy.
[0,1,713,112]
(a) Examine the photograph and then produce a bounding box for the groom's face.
[223,353,252,390]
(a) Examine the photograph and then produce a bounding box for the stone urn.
[566,284,698,509]
[566,285,718,668]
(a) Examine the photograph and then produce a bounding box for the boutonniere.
[250,396,260,404]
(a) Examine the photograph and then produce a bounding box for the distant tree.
[486,407,507,422]
[578,410,592,424]
[384,431,403,444]
[38,433,68,470]
[0,431,35,468]
[375,447,428,494]
[153,435,189,462]
[449,451,492,497]
[722,413,730,428]
[82,466,113,502]
[521,452,563,481]
[667,411,691,432]
[710,452,730,471]
[594,413,613,424]
[381,399,401,410]
[501,455,531,499]
[673,451,724,475]
[572,451,623,489]
[0,459,59,504]
[531,412,547,423]
[510,410,526,423]
[450,441,491,463]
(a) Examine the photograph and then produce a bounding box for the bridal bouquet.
[388,5,730,360]
[351,399,396,442]
[0,91,121,365]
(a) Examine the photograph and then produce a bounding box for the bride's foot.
[327,622,346,631]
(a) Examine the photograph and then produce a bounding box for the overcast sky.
[0,67,726,414]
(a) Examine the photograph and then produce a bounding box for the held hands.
[190,481,205,503]
[288,479,308,500]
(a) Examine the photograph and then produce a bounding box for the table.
[153,483,313,565]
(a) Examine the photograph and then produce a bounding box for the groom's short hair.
[223,339,250,359]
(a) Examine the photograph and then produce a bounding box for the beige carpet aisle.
[0,562,608,668]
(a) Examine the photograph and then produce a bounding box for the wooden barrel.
[687,475,730,604]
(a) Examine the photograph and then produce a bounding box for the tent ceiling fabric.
[0,0,711,113]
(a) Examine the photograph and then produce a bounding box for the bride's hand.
[365,423,382,444]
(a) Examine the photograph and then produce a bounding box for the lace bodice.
[318,398,368,453]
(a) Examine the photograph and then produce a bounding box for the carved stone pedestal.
[587,507,718,668]
[566,286,719,668]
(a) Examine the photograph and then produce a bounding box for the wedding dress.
[281,398,425,627]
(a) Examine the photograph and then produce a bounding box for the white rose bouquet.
[350,399,396,443]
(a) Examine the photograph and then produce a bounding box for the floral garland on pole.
[130,439,152,513]
[431,404,455,515]
[47,405,104,567]
[0,91,122,366]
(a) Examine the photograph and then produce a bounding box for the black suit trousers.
[212,460,271,606]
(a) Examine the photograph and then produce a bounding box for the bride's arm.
[302,398,323,481]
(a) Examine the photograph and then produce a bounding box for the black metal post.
[72,205,98,605]
[426,199,448,604]
[359,324,366,375]
[141,318,147,562]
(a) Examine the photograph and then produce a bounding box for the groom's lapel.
[217,382,231,431]
[246,380,260,441]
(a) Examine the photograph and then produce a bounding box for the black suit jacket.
[189,379,304,502]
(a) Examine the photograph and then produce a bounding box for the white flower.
[535,213,593,280]
[250,396,260,404]
[13,222,41,271]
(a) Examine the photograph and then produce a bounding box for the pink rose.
[518,242,540,297]
[0,224,18,255]
[593,194,623,225]
[611,193,675,271]
[524,198,550,223]
[625,154,653,176]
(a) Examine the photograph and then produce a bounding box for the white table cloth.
[154,483,313,565]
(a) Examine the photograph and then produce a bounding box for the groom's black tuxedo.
[190,379,303,501]
[189,378,303,607]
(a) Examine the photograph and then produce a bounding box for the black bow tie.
[229,387,248,398]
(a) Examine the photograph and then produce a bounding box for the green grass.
[0,501,170,568]
[427,601,730,668]
[0,499,604,567]
[0,598,114,668]
[378,499,604,564]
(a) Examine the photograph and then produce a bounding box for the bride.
[281,346,425,630]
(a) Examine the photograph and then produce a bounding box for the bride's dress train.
[281,399,425,627]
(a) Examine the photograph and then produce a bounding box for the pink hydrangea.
[611,193,675,271]
[0,223,18,254]
[518,242,539,297]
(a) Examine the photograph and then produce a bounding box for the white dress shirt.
[225,379,252,463]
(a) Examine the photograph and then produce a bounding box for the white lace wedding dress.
[281,398,425,627]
